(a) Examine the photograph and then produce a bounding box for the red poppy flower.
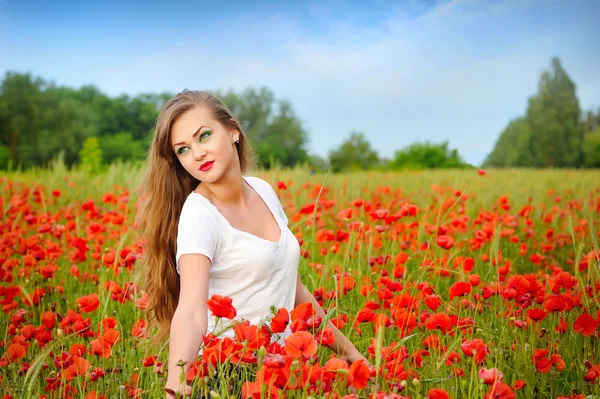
[84,392,107,399]
[527,308,547,322]
[373,313,393,331]
[468,274,480,286]
[299,203,315,215]
[270,308,289,333]
[394,310,417,334]
[102,250,116,266]
[425,294,442,311]
[478,367,503,385]
[444,351,461,366]
[425,313,453,334]
[324,357,349,375]
[290,302,316,323]
[285,331,317,358]
[436,235,454,250]
[428,388,450,399]
[42,311,56,329]
[484,382,515,399]
[131,319,146,338]
[356,308,375,324]
[206,295,237,319]
[7,343,26,361]
[90,330,120,358]
[347,359,370,389]
[75,293,100,313]
[448,282,472,299]
[462,257,475,272]
[338,208,353,220]
[549,271,577,294]
[142,355,156,367]
[234,322,268,350]
[65,355,91,381]
[573,314,599,336]
[241,380,278,399]
[69,344,86,356]
[461,339,489,364]
[584,365,600,382]
[542,295,569,313]
[315,328,336,346]
[263,353,286,368]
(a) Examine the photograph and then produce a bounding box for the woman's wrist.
[341,346,360,359]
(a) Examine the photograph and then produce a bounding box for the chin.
[195,170,220,184]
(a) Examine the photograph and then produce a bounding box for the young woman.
[136,90,368,397]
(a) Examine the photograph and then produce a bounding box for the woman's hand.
[341,347,371,367]
[164,383,192,399]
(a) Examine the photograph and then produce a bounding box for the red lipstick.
[199,161,214,172]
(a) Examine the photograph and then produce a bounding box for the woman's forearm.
[165,310,207,388]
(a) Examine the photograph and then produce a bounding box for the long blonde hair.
[135,90,257,341]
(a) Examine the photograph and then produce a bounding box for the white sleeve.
[175,201,219,274]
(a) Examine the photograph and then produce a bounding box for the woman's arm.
[165,254,211,397]
[294,276,368,364]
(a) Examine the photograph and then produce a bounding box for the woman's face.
[170,105,240,183]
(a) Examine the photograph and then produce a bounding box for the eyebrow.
[172,125,211,149]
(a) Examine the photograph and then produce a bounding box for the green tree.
[483,117,534,168]
[526,57,583,167]
[305,154,329,173]
[79,137,103,173]
[0,73,100,168]
[257,101,309,168]
[328,132,379,172]
[390,141,468,170]
[0,145,9,169]
[98,132,147,164]
[218,87,273,141]
[217,88,310,168]
[584,108,599,135]
[36,85,98,167]
[0,72,46,167]
[583,127,600,168]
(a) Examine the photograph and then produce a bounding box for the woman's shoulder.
[179,192,218,220]
[244,175,275,193]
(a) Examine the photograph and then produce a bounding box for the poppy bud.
[258,346,267,362]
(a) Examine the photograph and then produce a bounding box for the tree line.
[0,71,471,172]
[483,57,600,168]
[1,56,595,172]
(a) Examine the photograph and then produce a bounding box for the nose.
[192,143,206,160]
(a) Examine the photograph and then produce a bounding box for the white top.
[175,176,300,349]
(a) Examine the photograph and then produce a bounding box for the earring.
[235,138,240,144]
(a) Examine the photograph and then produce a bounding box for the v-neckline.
[191,176,283,246]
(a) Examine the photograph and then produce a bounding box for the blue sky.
[1,0,598,166]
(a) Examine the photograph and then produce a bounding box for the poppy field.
[1,165,599,399]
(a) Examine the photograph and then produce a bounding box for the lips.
[199,161,214,172]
